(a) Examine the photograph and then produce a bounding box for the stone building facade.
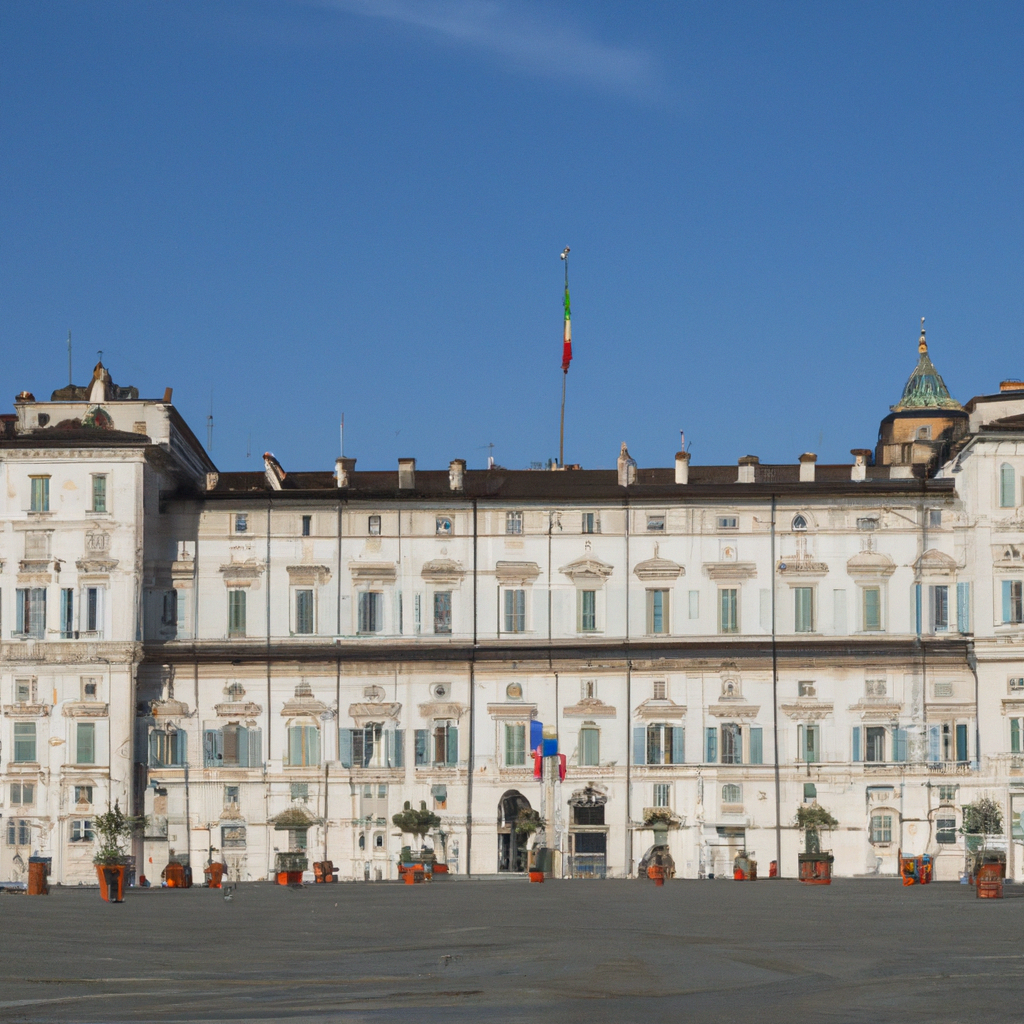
[1,336,1023,884]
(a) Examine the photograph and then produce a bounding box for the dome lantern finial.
[918,317,927,354]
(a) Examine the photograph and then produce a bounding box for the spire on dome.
[891,319,962,412]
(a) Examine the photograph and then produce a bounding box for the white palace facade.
[2,330,1023,884]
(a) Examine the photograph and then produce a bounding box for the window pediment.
[559,555,614,581]
[150,699,190,718]
[487,702,538,720]
[418,701,467,721]
[703,562,757,580]
[708,703,760,719]
[633,555,684,581]
[348,701,402,725]
[494,561,541,585]
[421,559,466,585]
[2,703,49,718]
[633,699,685,720]
[847,551,897,578]
[286,565,332,586]
[914,548,957,576]
[777,560,829,578]
[348,561,397,583]
[213,702,263,718]
[563,697,617,718]
[219,561,266,584]
[62,701,109,719]
[780,701,834,721]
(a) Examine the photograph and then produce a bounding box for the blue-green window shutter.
[749,726,763,765]
[288,726,300,766]
[236,726,250,767]
[446,726,459,765]
[957,582,970,633]
[248,728,263,766]
[928,725,940,762]
[383,729,393,768]
[173,730,186,766]
[797,724,805,761]
[852,726,861,762]
[956,723,968,762]
[393,729,404,768]
[1003,580,1013,623]
[893,728,907,762]
[415,729,428,765]
[1000,463,1015,507]
[338,728,353,767]
[204,729,220,767]
[633,727,646,765]
[1012,719,1021,754]
[705,727,718,763]
[914,584,922,635]
[671,726,685,765]
[149,730,161,767]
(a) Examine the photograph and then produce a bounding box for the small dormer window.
[505,511,523,535]
[792,515,808,532]
[916,426,932,440]
[234,514,248,534]
[368,515,381,536]
[646,514,665,532]
[717,516,738,530]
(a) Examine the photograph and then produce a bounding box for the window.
[91,475,107,513]
[74,785,92,805]
[635,723,684,765]
[1012,719,1023,754]
[579,724,600,766]
[927,509,941,528]
[652,680,667,700]
[865,679,887,698]
[646,514,665,532]
[705,727,718,763]
[76,722,96,765]
[582,512,599,534]
[1000,463,1016,508]
[222,825,247,849]
[798,680,816,697]
[797,723,820,763]
[504,723,526,766]
[503,589,526,633]
[957,582,971,634]
[722,783,742,805]
[294,589,314,634]
[16,588,46,639]
[10,782,34,805]
[856,517,878,531]
[287,724,320,766]
[149,728,187,767]
[578,590,597,632]
[938,784,958,803]
[936,818,957,844]
[368,515,381,536]
[161,590,178,638]
[435,516,453,536]
[60,588,74,638]
[892,727,908,762]
[865,726,886,762]
[290,782,308,801]
[916,425,932,440]
[653,783,671,807]
[721,723,743,764]
[803,783,817,802]
[1002,580,1024,624]
[505,511,523,535]
[288,829,308,852]
[339,724,402,768]
[870,813,893,844]
[688,591,699,619]
[13,722,37,762]
[794,587,814,632]
[228,589,246,637]
[6,819,31,846]
[357,591,383,633]
[862,587,881,631]
[71,819,95,843]
[204,724,263,767]
[224,785,241,806]
[583,680,597,699]
[374,833,384,849]
[433,591,452,634]
[717,516,738,530]
[646,589,669,634]
[234,513,248,533]
[930,585,949,632]
[14,678,36,704]
[718,589,738,634]
[792,515,807,531]
[301,514,312,536]
[415,722,458,766]
[30,475,50,512]
[83,586,103,634]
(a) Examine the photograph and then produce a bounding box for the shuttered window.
[13,722,36,762]
[503,589,526,633]
[433,591,452,634]
[647,589,669,634]
[634,724,683,765]
[579,725,600,766]
[721,723,743,764]
[76,722,96,765]
[1000,463,1016,508]
[579,590,597,632]
[718,589,738,633]
[16,588,46,638]
[794,588,814,632]
[287,725,320,767]
[295,590,314,634]
[1002,580,1024,624]
[749,726,763,765]
[228,589,246,637]
[863,587,881,631]
[797,724,819,763]
[358,592,383,633]
[956,582,971,633]
[92,474,107,513]
[150,728,187,767]
[505,723,526,766]
[30,476,49,512]
[204,725,263,767]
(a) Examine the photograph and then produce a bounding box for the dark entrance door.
[497,790,531,872]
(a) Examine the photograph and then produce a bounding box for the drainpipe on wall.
[770,495,782,877]
[466,498,478,877]
[966,641,980,769]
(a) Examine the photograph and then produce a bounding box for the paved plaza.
[0,878,1021,1023]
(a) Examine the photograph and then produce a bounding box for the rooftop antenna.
[478,441,496,469]
[559,247,572,468]
[67,330,72,386]
[207,391,214,453]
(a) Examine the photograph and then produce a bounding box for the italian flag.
[561,283,572,371]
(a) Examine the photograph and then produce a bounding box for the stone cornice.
[2,641,141,665]
[220,560,266,584]
[418,700,467,721]
[150,698,190,718]
[348,561,397,583]
[420,559,466,585]
[708,703,761,719]
[563,697,617,718]
[61,701,109,719]
[559,555,614,581]
[848,700,903,719]
[777,560,829,578]
[780,701,834,721]
[703,562,758,581]
[633,699,686,720]
[213,701,264,718]
[2,703,50,718]
[76,558,119,574]
[494,560,541,585]
[633,555,684,581]
[486,702,538,720]
[285,564,332,586]
[347,701,402,724]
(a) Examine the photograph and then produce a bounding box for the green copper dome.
[891,324,963,412]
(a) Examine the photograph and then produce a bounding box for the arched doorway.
[497,790,532,872]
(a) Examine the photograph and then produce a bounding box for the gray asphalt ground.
[1,878,1022,1024]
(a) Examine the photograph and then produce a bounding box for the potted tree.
[513,809,547,882]
[796,804,838,884]
[392,801,441,881]
[641,809,680,884]
[960,797,1005,887]
[93,801,147,903]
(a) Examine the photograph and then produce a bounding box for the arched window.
[792,514,808,532]
[722,783,742,804]
[1000,464,1016,508]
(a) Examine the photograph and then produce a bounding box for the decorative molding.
[777,560,829,578]
[703,562,758,581]
[494,560,541,585]
[76,558,119,574]
[633,554,684,581]
[559,555,614,581]
[213,701,264,719]
[150,699,190,718]
[285,564,332,586]
[487,702,538,720]
[219,561,266,585]
[563,697,617,718]
[847,700,903,720]
[171,560,195,582]
[420,559,466,585]
[914,548,958,577]
[708,703,761,719]
[347,701,402,724]
[2,703,50,718]
[348,561,397,583]
[633,699,686,720]
[281,684,329,717]
[846,551,897,578]
[418,700,467,721]
[780,701,834,721]
[62,701,109,719]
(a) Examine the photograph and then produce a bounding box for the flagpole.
[559,248,570,468]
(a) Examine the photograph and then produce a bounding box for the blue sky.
[2,1,1021,472]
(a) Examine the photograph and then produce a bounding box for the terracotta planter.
[27,859,49,896]
[164,862,188,888]
[276,870,303,885]
[647,865,665,887]
[97,864,126,903]
[798,853,833,885]
[977,863,1004,899]
[529,870,545,883]
[204,863,225,888]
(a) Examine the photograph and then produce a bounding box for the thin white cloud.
[320,0,660,96]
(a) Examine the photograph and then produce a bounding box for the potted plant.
[93,801,147,903]
[512,809,547,882]
[392,801,441,880]
[640,809,680,883]
[796,804,838,884]
[960,797,1006,883]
